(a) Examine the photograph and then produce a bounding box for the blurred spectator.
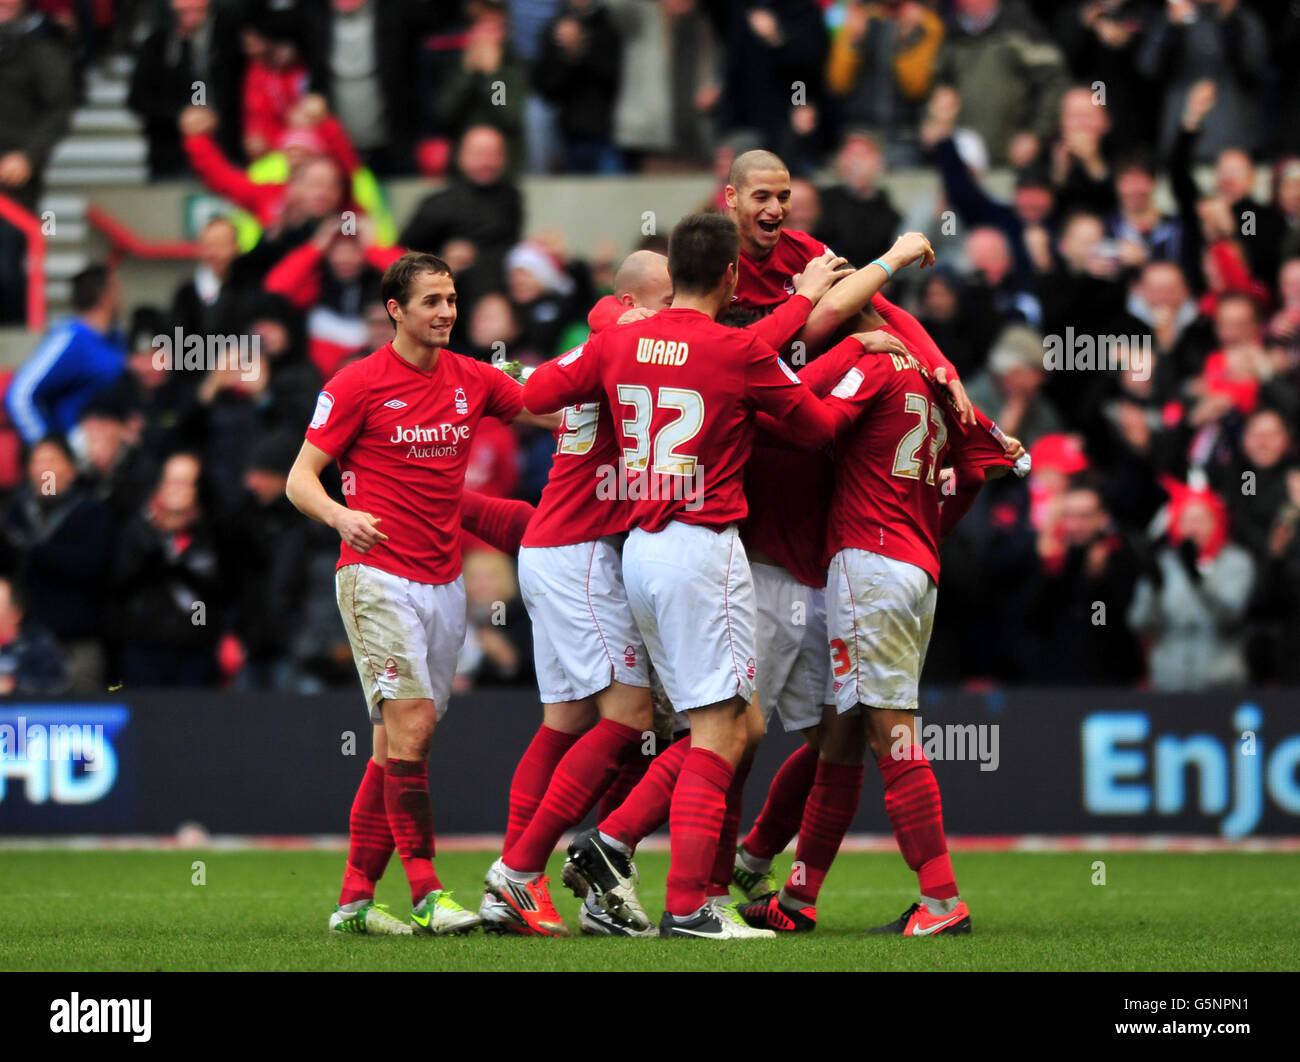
[454,548,531,690]
[1037,211,1129,423]
[76,389,159,523]
[609,0,717,169]
[170,216,255,339]
[0,0,74,323]
[505,240,578,356]
[1029,480,1144,683]
[240,11,310,162]
[828,0,944,161]
[433,0,527,173]
[1137,0,1267,164]
[1048,84,1115,219]
[1,435,114,691]
[1120,260,1213,390]
[1127,480,1255,690]
[965,324,1064,448]
[6,265,127,446]
[400,126,524,294]
[1210,406,1297,562]
[533,0,622,174]
[193,296,321,516]
[223,431,301,690]
[1055,1,1157,156]
[957,227,1041,360]
[717,0,829,167]
[787,176,820,236]
[466,291,537,365]
[915,267,981,378]
[112,452,223,687]
[1276,164,1300,266]
[921,87,1051,293]
[0,575,67,696]
[815,132,901,268]
[263,219,393,378]
[1211,146,1285,293]
[1104,147,1185,272]
[933,0,1068,167]
[1267,258,1300,367]
[128,0,244,177]
[1248,466,1300,682]
[303,0,442,174]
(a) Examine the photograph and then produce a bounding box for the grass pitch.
[1,849,1294,972]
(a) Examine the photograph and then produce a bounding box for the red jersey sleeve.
[264,241,323,308]
[946,403,1016,475]
[522,338,604,413]
[587,295,624,333]
[797,335,871,397]
[871,292,959,381]
[477,360,526,423]
[744,335,841,448]
[304,365,368,457]
[745,294,812,351]
[820,353,894,430]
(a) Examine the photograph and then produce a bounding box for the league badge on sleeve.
[310,391,335,430]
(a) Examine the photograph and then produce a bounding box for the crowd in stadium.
[0,0,1298,695]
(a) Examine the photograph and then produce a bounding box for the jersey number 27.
[892,392,948,486]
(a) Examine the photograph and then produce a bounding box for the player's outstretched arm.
[800,232,935,355]
[521,341,603,415]
[286,440,389,553]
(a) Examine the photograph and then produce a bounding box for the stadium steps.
[38,58,149,319]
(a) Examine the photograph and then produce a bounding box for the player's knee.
[545,699,597,734]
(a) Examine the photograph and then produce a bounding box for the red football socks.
[783,759,864,906]
[877,745,958,900]
[598,745,654,821]
[504,724,581,853]
[339,758,394,906]
[665,747,734,917]
[384,757,441,903]
[741,742,818,862]
[707,755,753,895]
[503,717,643,874]
[598,734,689,849]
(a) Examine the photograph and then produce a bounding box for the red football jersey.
[824,351,1012,582]
[306,343,524,584]
[521,384,628,547]
[742,336,870,589]
[734,229,829,315]
[523,308,840,533]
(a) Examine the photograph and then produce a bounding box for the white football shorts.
[826,548,937,714]
[752,561,830,732]
[622,521,757,713]
[336,563,467,723]
[517,537,650,704]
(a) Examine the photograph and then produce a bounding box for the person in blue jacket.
[5,264,127,446]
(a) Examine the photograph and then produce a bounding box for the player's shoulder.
[780,228,827,258]
[321,347,385,393]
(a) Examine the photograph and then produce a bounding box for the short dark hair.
[1115,148,1158,181]
[71,265,111,312]
[668,213,739,297]
[381,253,453,324]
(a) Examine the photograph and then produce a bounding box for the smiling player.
[286,252,558,936]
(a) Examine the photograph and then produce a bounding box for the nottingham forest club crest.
[454,387,468,415]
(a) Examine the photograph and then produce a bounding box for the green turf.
[1,849,1295,971]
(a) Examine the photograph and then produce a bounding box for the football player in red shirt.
[738,341,1027,935]
[523,213,849,939]
[286,252,559,936]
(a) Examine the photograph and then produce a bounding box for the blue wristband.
[869,258,894,279]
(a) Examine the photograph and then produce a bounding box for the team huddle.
[286,150,1029,942]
